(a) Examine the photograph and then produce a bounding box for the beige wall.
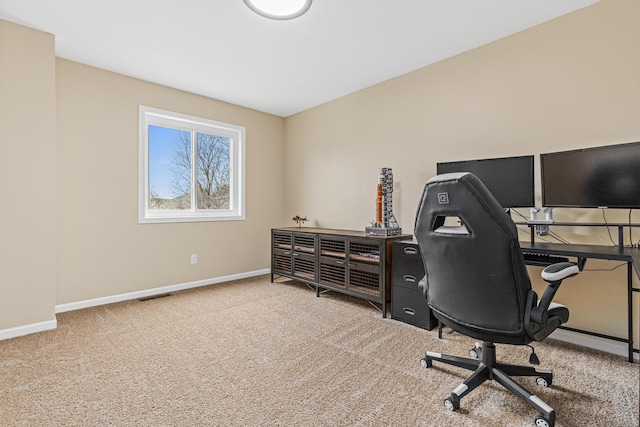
[0,20,57,331]
[1,19,285,336]
[1,0,638,348]
[284,0,640,343]
[56,59,285,304]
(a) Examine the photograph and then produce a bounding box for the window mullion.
[228,137,235,210]
[144,122,151,213]
[191,129,197,212]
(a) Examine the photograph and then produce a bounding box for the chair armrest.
[530,262,579,324]
[542,262,580,283]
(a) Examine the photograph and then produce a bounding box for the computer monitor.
[541,142,640,209]
[436,155,535,208]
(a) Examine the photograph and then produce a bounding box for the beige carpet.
[0,275,638,426]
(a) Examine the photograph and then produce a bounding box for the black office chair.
[414,173,579,427]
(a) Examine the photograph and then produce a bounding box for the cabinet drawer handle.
[336,260,345,265]
[403,308,416,316]
[403,275,416,283]
[404,247,418,255]
[348,263,357,268]
[292,253,300,257]
[284,251,291,255]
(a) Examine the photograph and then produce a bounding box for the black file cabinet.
[391,242,438,330]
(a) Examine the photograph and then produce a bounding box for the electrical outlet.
[190,254,197,264]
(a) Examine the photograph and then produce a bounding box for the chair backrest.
[414,172,532,342]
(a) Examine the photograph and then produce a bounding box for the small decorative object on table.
[365,167,402,236]
[292,215,308,227]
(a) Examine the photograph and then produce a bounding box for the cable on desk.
[629,209,639,247]
[511,208,528,222]
[547,230,570,244]
[583,262,627,273]
[601,209,617,246]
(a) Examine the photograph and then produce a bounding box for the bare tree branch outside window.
[196,133,231,209]
[141,107,244,223]
[168,132,231,210]
[168,133,192,209]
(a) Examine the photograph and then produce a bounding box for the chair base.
[421,341,556,427]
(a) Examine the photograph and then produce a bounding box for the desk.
[520,241,640,362]
[632,250,640,279]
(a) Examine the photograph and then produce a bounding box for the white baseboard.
[1,269,269,341]
[0,318,57,341]
[549,328,639,361]
[55,268,270,314]
[4,270,636,363]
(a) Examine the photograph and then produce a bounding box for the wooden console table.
[271,227,412,317]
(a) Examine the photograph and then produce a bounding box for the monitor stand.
[528,208,554,236]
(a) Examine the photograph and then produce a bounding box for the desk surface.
[520,242,640,277]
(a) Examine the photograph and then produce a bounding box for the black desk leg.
[628,262,634,363]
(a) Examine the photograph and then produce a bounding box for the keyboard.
[522,252,570,266]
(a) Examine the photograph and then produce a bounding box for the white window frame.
[138,105,245,223]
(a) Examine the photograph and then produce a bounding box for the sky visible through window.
[148,125,190,199]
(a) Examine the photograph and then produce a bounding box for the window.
[139,106,245,223]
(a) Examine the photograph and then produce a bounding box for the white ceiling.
[0,0,599,117]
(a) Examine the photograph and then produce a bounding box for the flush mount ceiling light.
[243,0,312,20]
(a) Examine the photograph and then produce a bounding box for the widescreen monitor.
[541,141,640,209]
[436,155,535,208]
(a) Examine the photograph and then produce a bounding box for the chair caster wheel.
[444,397,459,412]
[420,358,432,368]
[534,414,554,427]
[535,375,552,387]
[469,342,481,359]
